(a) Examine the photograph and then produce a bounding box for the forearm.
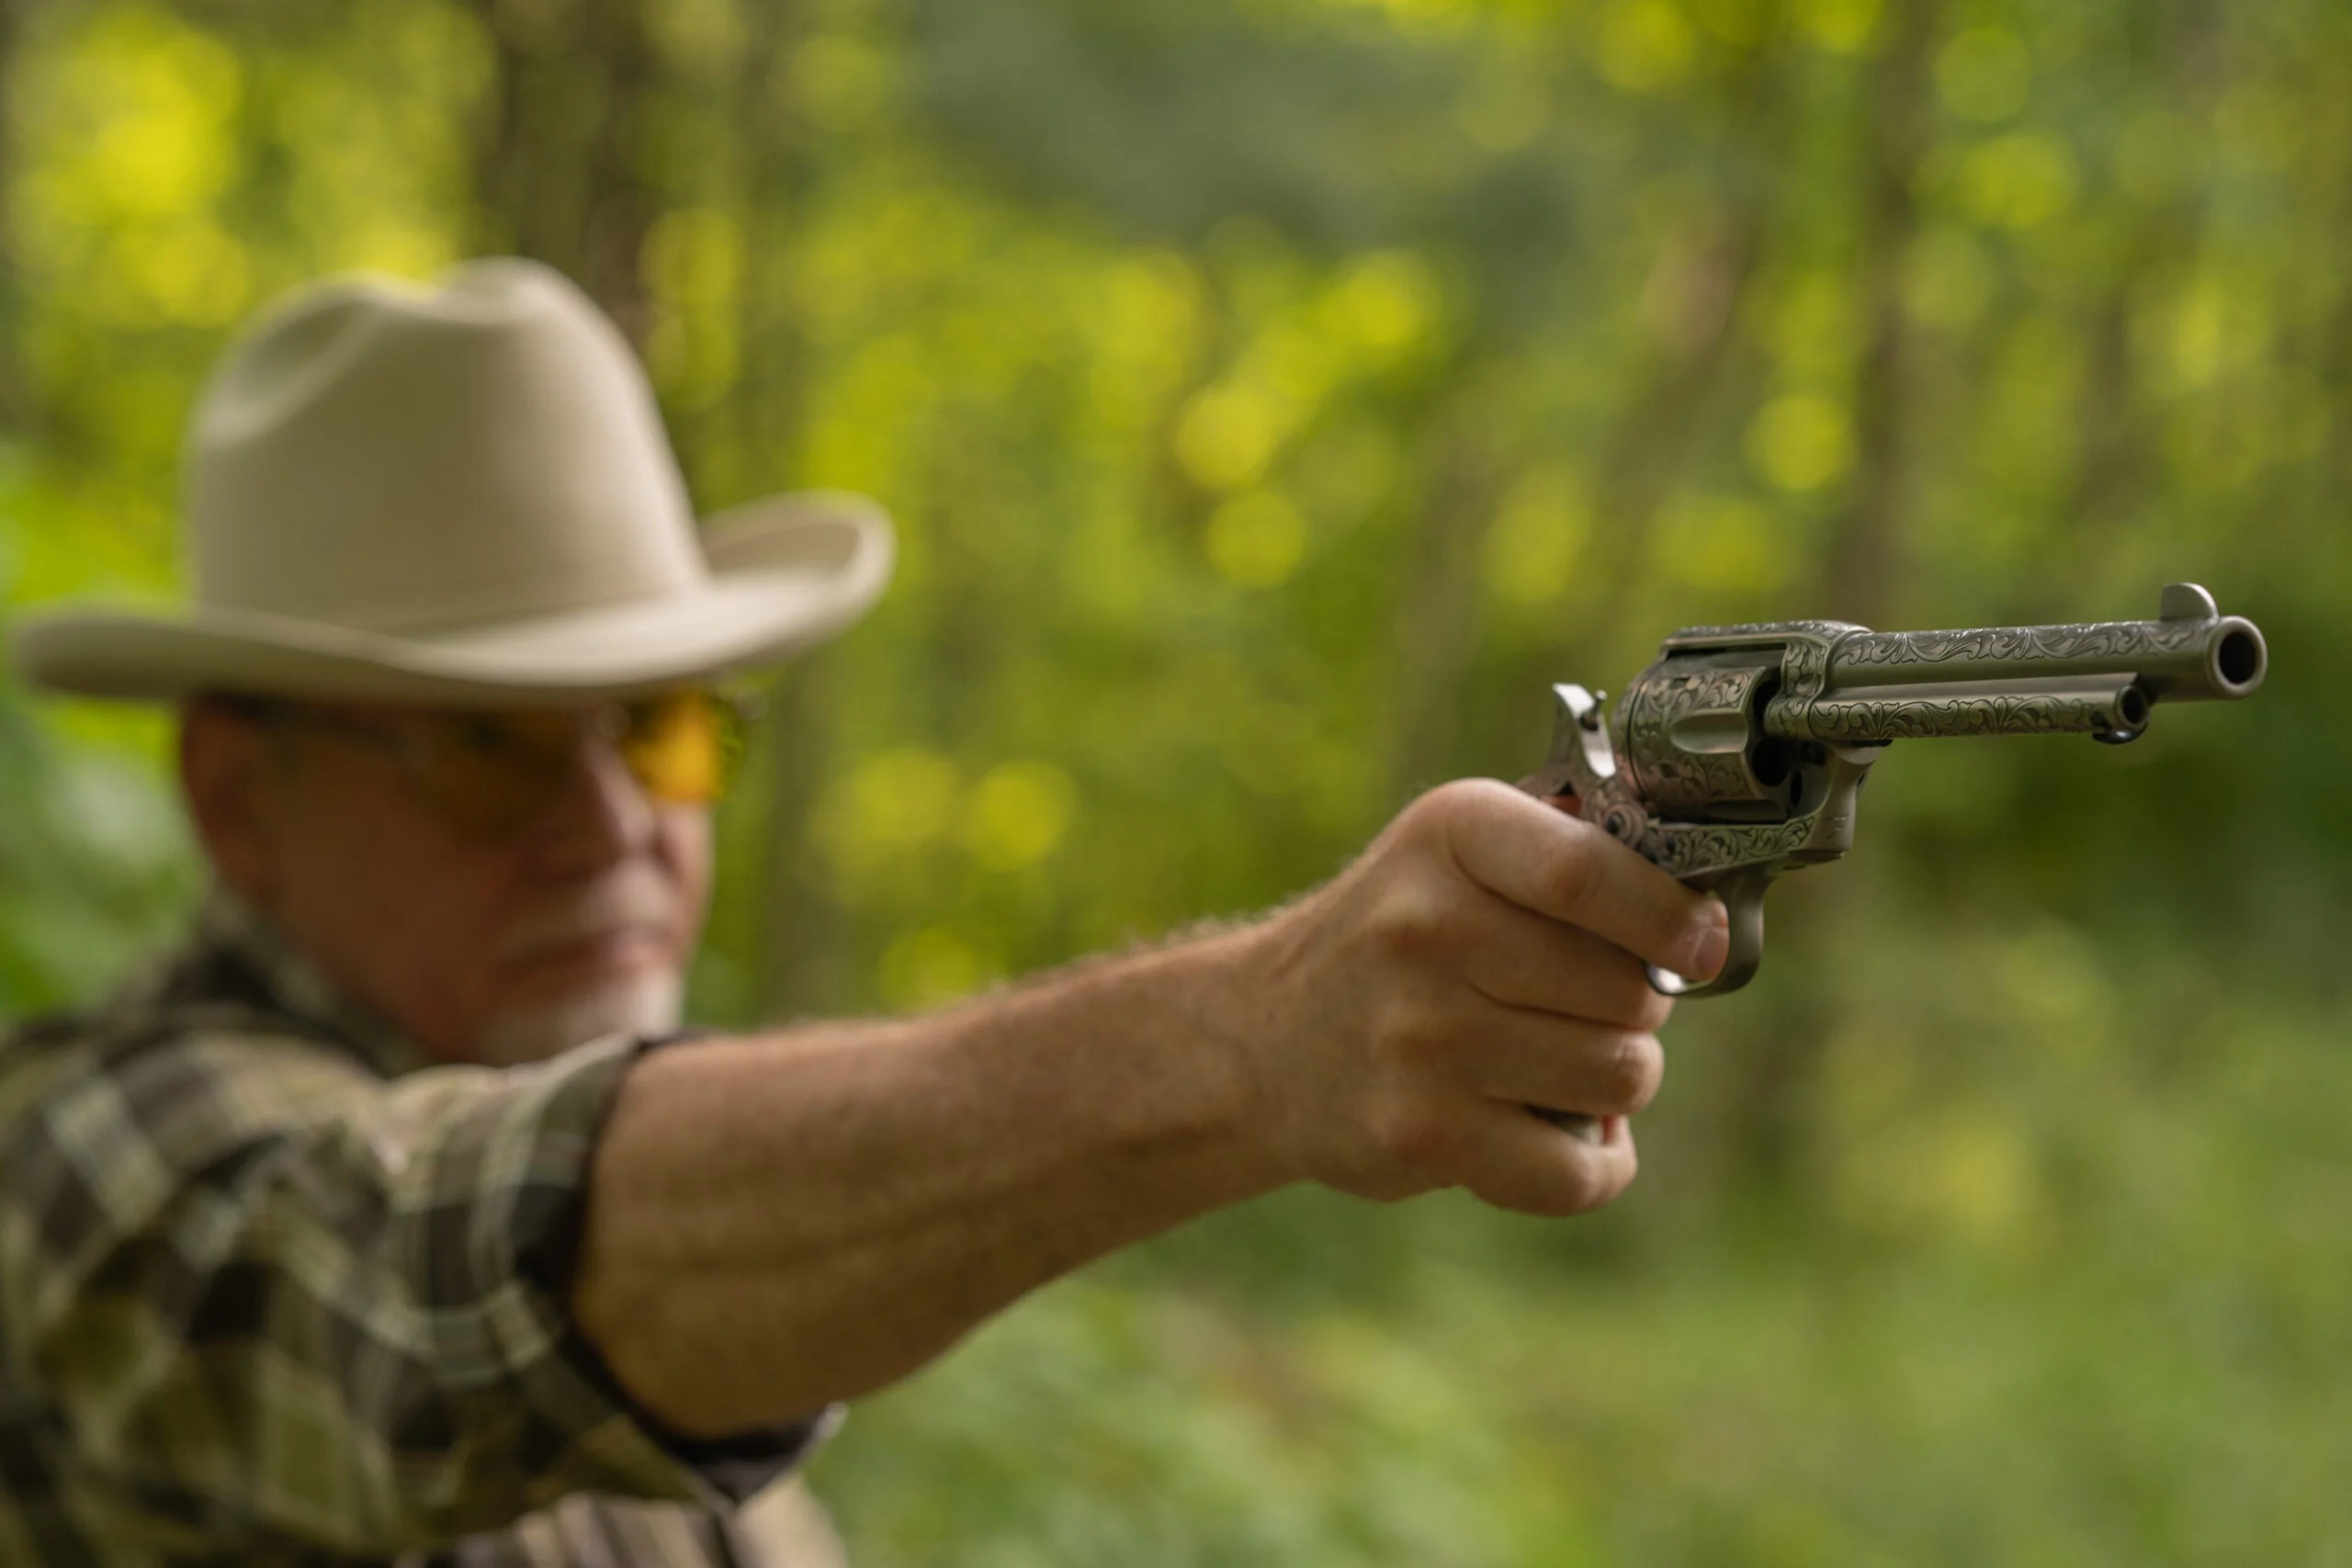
[574,781,1727,1438]
[571,923,1293,1436]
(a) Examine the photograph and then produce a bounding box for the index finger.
[1431,779,1728,981]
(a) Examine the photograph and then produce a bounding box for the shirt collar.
[175,887,435,1077]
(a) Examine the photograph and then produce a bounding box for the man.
[1,259,1727,1565]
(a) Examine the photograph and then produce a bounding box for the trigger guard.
[1645,869,1770,999]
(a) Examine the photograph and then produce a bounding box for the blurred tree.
[1830,0,1938,619]
[468,0,660,341]
[0,0,23,432]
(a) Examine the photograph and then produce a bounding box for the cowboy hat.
[12,257,893,705]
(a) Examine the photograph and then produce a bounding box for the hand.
[1222,778,1728,1216]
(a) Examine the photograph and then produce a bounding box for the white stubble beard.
[471,967,686,1067]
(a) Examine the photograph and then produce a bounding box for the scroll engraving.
[1781,689,2136,743]
[1621,661,1781,811]
[1833,618,2208,671]
[1642,816,1818,880]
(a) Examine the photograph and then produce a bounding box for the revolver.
[1521,582,2267,1000]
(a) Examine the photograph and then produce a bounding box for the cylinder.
[1619,656,1800,815]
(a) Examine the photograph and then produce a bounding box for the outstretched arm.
[573,779,1730,1436]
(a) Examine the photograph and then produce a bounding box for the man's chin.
[472,971,685,1066]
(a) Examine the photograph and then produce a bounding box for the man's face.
[180,699,715,1066]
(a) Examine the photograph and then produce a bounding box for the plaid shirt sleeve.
[0,1022,812,1559]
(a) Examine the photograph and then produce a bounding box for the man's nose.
[538,733,660,866]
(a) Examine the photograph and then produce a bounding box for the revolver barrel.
[1824,613,2264,699]
[1766,585,2266,746]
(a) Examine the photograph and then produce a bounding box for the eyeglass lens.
[410,691,739,836]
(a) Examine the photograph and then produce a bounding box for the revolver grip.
[1517,687,1773,1143]
[1521,849,1772,1145]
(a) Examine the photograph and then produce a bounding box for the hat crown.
[187,258,705,634]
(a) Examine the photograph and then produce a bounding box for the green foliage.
[3,0,2349,1559]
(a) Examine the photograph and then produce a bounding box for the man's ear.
[178,701,282,907]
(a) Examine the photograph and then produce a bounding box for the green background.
[1,0,2346,1561]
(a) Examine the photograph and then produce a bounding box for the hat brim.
[12,491,893,705]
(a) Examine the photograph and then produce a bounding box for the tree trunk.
[467,0,660,344]
[1823,0,1938,622]
[1559,24,1785,666]
[1578,208,1765,615]
[2064,0,2223,582]
[571,0,657,344]
[732,0,814,492]
[726,6,856,1022]
[0,0,26,434]
[1724,0,1941,1207]
[1383,389,1509,805]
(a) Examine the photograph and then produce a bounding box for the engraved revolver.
[1521,582,2267,999]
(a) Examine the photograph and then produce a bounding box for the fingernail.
[1689,902,1730,980]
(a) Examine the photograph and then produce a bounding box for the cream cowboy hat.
[12,257,893,705]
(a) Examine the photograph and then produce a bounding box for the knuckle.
[1370,1097,1465,1172]
[1375,1000,1451,1073]
[1499,1158,1610,1218]
[1547,831,1602,914]
[1399,778,1519,856]
[1395,779,1476,843]
[1547,1149,1633,1217]
[1521,1181,1596,1219]
[1614,985,1673,1037]
[1594,1032,1665,1112]
[1362,886,1458,969]
[1419,776,1508,820]
[1595,957,1672,1031]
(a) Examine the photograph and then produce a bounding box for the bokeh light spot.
[965,762,1079,873]
[1792,0,1882,53]
[879,927,988,1009]
[825,748,959,857]
[1175,385,1286,492]
[1936,28,2032,124]
[1660,494,1790,592]
[1597,0,1697,93]
[646,208,745,311]
[792,34,894,133]
[1206,491,1308,587]
[1904,229,1995,332]
[1956,133,2078,231]
[1746,395,1855,493]
[1482,470,1588,606]
[1326,252,1442,356]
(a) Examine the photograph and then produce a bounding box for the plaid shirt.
[0,896,845,1567]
